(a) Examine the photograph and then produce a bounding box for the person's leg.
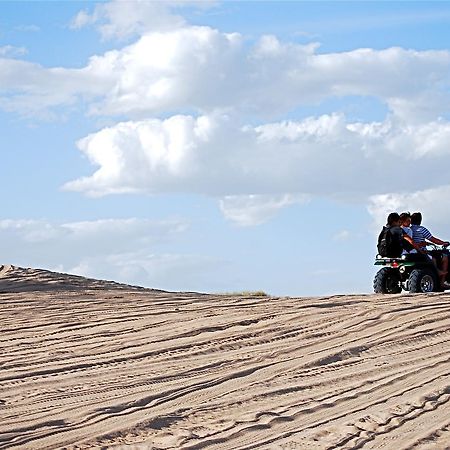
[432,251,449,287]
[431,257,445,275]
[441,255,449,287]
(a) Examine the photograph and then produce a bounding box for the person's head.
[411,212,422,226]
[387,212,400,226]
[400,212,411,227]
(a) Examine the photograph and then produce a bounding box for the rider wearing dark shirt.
[378,212,419,258]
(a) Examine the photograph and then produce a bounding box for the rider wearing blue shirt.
[411,212,450,288]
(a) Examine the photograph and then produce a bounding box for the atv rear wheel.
[408,269,437,293]
[374,267,402,294]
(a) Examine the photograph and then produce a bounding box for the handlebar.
[425,242,450,250]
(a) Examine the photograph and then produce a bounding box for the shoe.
[441,282,450,290]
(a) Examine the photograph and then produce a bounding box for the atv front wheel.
[374,267,402,294]
[408,269,437,293]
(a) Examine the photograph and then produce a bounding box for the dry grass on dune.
[1,264,450,449]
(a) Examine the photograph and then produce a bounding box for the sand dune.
[1,266,450,449]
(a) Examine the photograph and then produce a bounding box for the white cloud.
[63,113,450,209]
[368,186,450,238]
[0,218,222,290]
[0,58,106,118]
[85,37,450,120]
[85,26,244,117]
[0,217,187,248]
[220,194,310,226]
[0,45,27,57]
[67,252,224,291]
[1,26,450,120]
[71,10,95,30]
[85,37,449,119]
[2,10,450,227]
[333,230,351,241]
[0,219,63,242]
[71,0,216,39]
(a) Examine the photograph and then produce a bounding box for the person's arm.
[419,226,448,247]
[430,236,450,246]
[403,234,423,252]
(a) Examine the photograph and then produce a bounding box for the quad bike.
[373,244,450,294]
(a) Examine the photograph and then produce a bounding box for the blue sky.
[2,1,450,296]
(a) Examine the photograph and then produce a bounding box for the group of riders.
[378,212,450,289]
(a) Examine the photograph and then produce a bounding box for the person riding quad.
[377,212,420,258]
[410,212,450,289]
[400,212,415,255]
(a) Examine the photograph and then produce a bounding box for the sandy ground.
[1,265,450,449]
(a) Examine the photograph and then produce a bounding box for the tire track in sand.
[1,268,450,449]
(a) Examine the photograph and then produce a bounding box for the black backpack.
[377,226,403,257]
[377,226,392,257]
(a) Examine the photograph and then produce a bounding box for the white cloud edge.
[368,185,450,239]
[0,45,27,57]
[220,194,311,227]
[0,217,189,243]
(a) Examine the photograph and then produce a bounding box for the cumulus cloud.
[3,6,450,226]
[63,113,450,208]
[72,36,450,120]
[71,0,216,39]
[1,26,450,120]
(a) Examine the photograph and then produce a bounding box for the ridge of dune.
[0,264,12,277]
[1,268,450,449]
[0,265,159,293]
